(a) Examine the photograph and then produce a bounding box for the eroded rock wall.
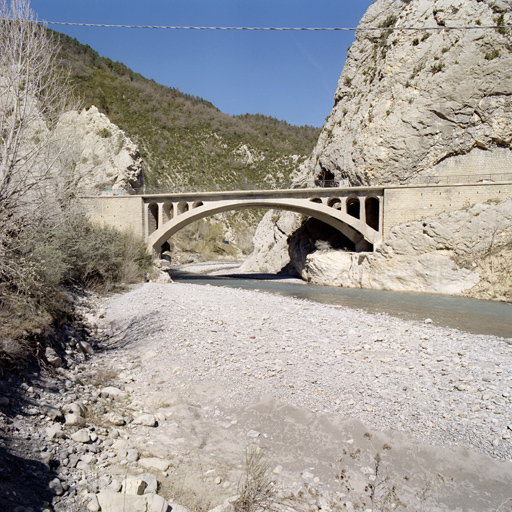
[240,211,302,273]
[55,106,142,194]
[245,0,512,299]
[300,196,512,300]
[298,0,512,187]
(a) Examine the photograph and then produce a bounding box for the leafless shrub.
[497,498,512,512]
[0,0,76,224]
[0,0,77,320]
[0,2,153,367]
[87,367,118,387]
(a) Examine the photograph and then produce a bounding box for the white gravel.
[97,282,512,461]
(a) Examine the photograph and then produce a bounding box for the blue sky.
[30,0,375,127]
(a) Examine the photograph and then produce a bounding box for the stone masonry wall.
[383,183,512,238]
[80,196,145,240]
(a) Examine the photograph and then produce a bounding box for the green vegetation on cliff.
[53,31,321,189]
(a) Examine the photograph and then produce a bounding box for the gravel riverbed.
[1,280,511,511]
[100,282,512,460]
[91,281,512,510]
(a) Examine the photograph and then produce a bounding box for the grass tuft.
[234,448,276,512]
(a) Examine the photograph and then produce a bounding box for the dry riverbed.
[1,281,512,511]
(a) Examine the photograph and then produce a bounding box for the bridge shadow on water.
[170,270,302,283]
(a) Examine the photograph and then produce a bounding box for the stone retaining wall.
[80,196,145,239]
[382,183,512,238]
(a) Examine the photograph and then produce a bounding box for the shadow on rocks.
[0,441,55,511]
[0,373,67,511]
[93,311,163,353]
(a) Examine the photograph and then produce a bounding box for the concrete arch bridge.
[80,182,512,257]
[143,188,383,255]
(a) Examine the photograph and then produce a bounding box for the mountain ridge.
[52,30,321,190]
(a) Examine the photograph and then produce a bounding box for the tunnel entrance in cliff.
[315,169,336,187]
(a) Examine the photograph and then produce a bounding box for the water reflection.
[170,269,512,339]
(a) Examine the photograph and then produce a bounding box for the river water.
[169,265,512,340]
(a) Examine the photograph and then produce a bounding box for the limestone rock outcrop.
[55,106,142,194]
[245,0,512,299]
[298,0,512,187]
[296,196,512,300]
[240,211,302,273]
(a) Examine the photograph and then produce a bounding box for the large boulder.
[96,490,170,512]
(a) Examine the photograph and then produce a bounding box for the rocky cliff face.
[55,106,142,193]
[298,0,512,187]
[244,0,512,300]
[301,196,512,300]
[244,194,512,300]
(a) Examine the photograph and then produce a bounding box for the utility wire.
[42,21,512,31]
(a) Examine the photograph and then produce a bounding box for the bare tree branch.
[0,0,76,291]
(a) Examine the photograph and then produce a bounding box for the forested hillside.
[53,31,321,189]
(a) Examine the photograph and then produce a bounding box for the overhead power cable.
[42,21,512,32]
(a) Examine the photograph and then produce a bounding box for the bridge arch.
[146,196,381,256]
[177,201,189,215]
[346,197,361,219]
[163,202,173,223]
[365,196,380,231]
[148,203,159,232]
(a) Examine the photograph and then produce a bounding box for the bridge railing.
[77,174,512,196]
[132,181,297,194]
[78,181,294,196]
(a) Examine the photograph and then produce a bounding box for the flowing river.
[169,264,512,339]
